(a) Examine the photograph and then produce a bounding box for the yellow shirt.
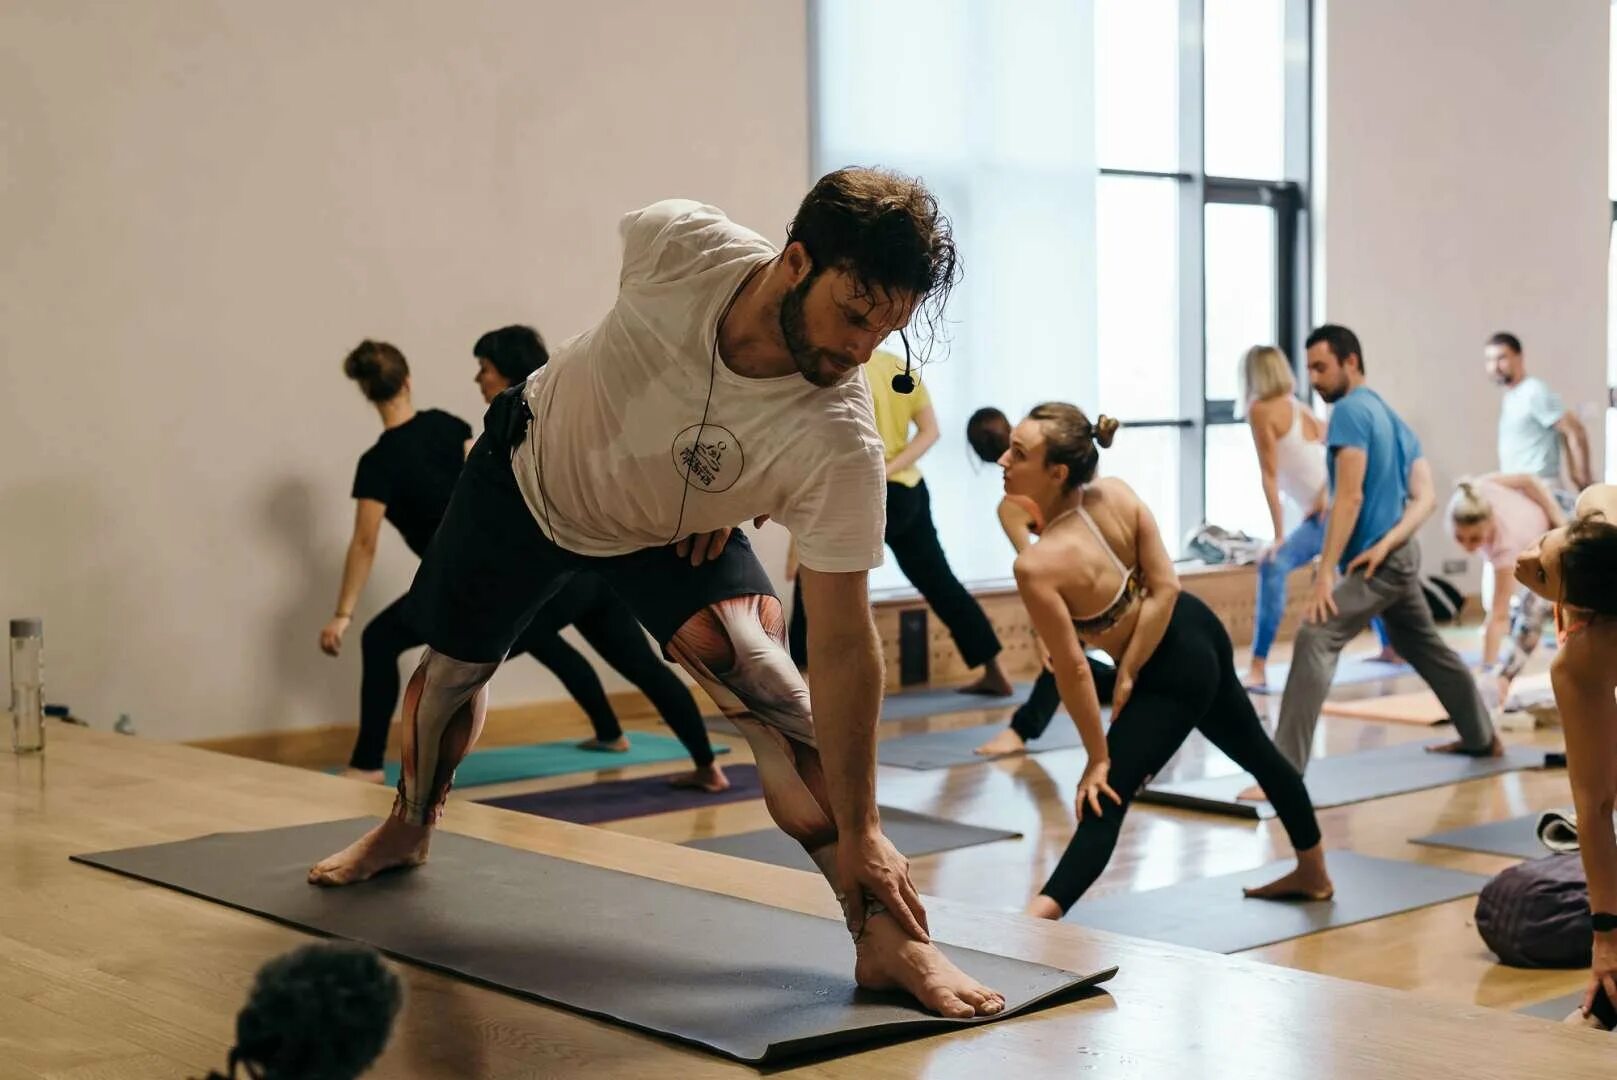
[862,349,931,488]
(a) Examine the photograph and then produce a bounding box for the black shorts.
[405,386,777,663]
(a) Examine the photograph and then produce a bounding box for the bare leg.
[665,597,1004,1017]
[309,649,499,885]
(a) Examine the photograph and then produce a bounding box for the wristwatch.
[1592,911,1617,933]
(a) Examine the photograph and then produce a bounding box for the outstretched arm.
[320,499,386,656]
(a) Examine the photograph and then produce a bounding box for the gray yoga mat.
[707,682,1034,736]
[1139,743,1549,821]
[1412,813,1549,860]
[1518,991,1586,1021]
[684,807,1021,872]
[70,818,1114,1064]
[1248,648,1483,695]
[877,715,1095,771]
[879,682,1034,722]
[1068,851,1490,953]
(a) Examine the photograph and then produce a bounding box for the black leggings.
[1011,656,1117,741]
[1041,592,1321,912]
[788,479,1001,669]
[351,574,714,771]
[521,573,715,767]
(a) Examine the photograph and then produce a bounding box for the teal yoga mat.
[358,734,729,789]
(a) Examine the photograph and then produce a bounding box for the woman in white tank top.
[1240,346,1392,688]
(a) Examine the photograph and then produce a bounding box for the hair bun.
[1094,415,1120,449]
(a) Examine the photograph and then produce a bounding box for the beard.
[779,277,853,388]
[1315,376,1348,403]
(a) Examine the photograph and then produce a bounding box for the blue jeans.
[1252,513,1390,660]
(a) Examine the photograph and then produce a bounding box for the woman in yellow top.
[789,350,1012,696]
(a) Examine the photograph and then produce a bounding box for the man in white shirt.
[307,168,1005,1018]
[1486,331,1592,500]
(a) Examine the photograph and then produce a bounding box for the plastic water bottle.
[9,618,44,754]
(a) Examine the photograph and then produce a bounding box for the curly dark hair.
[202,942,403,1080]
[787,166,960,363]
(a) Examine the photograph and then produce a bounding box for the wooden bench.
[872,561,1313,688]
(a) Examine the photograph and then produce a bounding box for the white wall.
[0,1,807,740]
[1316,0,1609,586]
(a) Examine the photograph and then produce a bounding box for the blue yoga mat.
[337,733,730,790]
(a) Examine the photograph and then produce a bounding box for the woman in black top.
[320,338,724,792]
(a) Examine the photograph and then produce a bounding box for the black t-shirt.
[351,409,473,557]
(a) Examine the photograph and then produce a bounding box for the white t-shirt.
[512,200,887,573]
[1498,375,1565,479]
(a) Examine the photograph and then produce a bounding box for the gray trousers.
[1275,539,1493,772]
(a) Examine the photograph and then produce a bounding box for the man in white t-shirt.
[1485,331,1592,499]
[307,168,1006,1018]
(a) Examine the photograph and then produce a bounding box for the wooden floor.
[3,629,1612,1078]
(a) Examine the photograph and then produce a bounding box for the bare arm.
[996,498,1038,555]
[1482,566,1514,668]
[1556,412,1593,490]
[1551,641,1617,946]
[798,565,929,941]
[1015,555,1107,761]
[1491,472,1570,527]
[883,404,939,480]
[335,500,385,615]
[798,567,882,835]
[1248,408,1286,542]
[320,499,385,655]
[1113,494,1182,686]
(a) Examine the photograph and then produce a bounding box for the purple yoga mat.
[478,765,764,824]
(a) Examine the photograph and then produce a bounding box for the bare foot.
[1024,894,1062,920]
[307,817,431,886]
[576,736,631,753]
[1242,863,1334,901]
[1236,784,1268,802]
[854,914,1006,1018]
[1425,734,1504,757]
[974,728,1028,756]
[1371,647,1402,664]
[1563,1006,1611,1030]
[957,662,1014,698]
[667,762,731,793]
[340,767,387,784]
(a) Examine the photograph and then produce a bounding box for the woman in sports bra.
[1514,484,1617,1027]
[1240,346,1393,689]
[963,407,1116,756]
[1001,401,1330,917]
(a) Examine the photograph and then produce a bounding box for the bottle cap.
[9,618,42,638]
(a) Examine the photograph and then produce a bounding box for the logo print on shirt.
[670,424,744,493]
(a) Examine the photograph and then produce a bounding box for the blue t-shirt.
[1325,387,1422,566]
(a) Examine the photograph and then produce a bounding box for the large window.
[813,0,1311,588]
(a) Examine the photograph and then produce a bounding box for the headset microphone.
[890,330,915,395]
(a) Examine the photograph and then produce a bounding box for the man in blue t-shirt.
[1266,324,1498,775]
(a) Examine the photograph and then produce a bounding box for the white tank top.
[1271,398,1326,510]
